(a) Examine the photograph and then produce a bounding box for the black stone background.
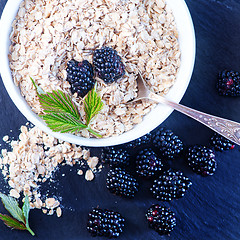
[0,0,240,239]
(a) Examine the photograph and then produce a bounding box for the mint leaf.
[22,195,35,236]
[41,112,87,133]
[0,193,25,224]
[0,214,27,230]
[84,84,104,125]
[31,78,103,138]
[22,195,30,227]
[39,90,81,120]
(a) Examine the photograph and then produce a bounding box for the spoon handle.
[151,93,240,145]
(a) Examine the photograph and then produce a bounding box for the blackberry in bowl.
[66,59,95,98]
[93,46,125,84]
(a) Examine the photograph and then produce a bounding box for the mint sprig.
[31,78,103,138]
[84,84,104,126]
[0,193,35,236]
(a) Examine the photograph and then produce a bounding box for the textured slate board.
[0,0,240,239]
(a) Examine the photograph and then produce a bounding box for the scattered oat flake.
[3,135,9,142]
[85,169,94,181]
[56,207,62,218]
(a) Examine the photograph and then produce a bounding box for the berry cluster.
[87,208,125,238]
[186,145,216,176]
[150,170,192,201]
[106,168,139,198]
[146,205,176,235]
[136,148,163,178]
[217,70,240,96]
[95,124,237,237]
[66,46,125,97]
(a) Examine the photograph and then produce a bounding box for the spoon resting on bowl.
[128,72,240,146]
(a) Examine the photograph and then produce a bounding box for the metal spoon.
[128,72,240,146]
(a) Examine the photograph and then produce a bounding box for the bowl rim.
[0,0,195,147]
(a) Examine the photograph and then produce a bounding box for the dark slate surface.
[0,0,240,239]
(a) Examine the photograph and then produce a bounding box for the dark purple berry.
[217,70,240,96]
[66,59,95,98]
[150,169,192,201]
[146,204,176,235]
[186,145,217,176]
[87,208,125,238]
[93,47,125,84]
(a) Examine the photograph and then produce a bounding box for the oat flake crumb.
[2,135,9,142]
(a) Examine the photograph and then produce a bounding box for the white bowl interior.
[0,0,195,147]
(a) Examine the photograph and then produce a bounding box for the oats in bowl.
[8,0,180,139]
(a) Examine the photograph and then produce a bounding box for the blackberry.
[106,168,139,198]
[136,148,164,178]
[87,208,125,238]
[66,59,95,98]
[210,133,235,151]
[146,204,176,235]
[152,128,183,159]
[150,170,192,201]
[93,46,125,84]
[186,145,217,176]
[217,70,240,96]
[125,133,152,149]
[102,147,130,168]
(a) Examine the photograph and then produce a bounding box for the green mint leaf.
[32,80,103,138]
[0,193,25,224]
[22,195,35,236]
[22,195,30,228]
[30,77,45,95]
[0,214,27,230]
[38,90,81,120]
[41,113,87,133]
[84,84,104,125]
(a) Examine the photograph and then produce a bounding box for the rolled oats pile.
[9,0,180,138]
[0,124,101,217]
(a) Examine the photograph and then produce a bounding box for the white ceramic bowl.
[0,0,195,147]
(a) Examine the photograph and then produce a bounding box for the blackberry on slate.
[93,46,125,84]
[146,204,176,235]
[217,70,240,96]
[66,59,95,98]
[152,128,183,159]
[102,147,130,168]
[210,133,235,151]
[87,208,125,238]
[125,132,152,149]
[150,170,192,201]
[136,148,164,178]
[186,145,217,176]
[106,168,139,198]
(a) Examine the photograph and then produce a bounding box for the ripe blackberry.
[210,133,235,151]
[87,208,125,238]
[125,133,152,149]
[93,46,125,84]
[102,147,130,168]
[106,168,139,198]
[66,59,95,98]
[136,148,164,178]
[146,204,176,235]
[217,70,240,96]
[186,145,217,176]
[150,170,192,201]
[152,128,183,159]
